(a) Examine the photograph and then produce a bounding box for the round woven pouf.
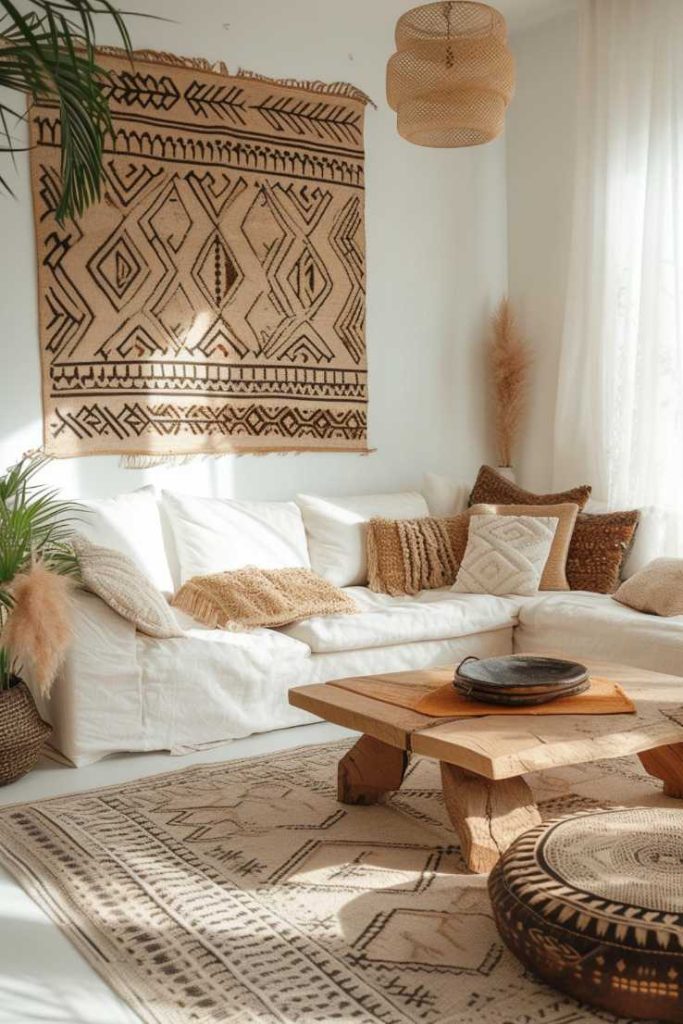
[489,808,683,1022]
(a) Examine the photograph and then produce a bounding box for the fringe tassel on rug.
[236,68,376,107]
[119,454,203,469]
[93,45,375,107]
[95,44,229,74]
[120,448,375,468]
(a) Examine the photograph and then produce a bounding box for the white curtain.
[554,0,683,557]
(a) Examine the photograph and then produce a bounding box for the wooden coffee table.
[289,657,683,872]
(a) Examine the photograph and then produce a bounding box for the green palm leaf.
[0,0,133,222]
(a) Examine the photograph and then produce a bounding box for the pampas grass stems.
[2,563,74,697]
[489,298,533,469]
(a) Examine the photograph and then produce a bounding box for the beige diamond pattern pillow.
[452,514,559,596]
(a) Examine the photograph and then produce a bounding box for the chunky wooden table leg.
[338,735,408,805]
[440,762,542,873]
[639,743,683,797]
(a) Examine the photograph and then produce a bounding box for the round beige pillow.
[613,557,683,617]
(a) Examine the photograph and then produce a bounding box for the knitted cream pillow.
[172,567,358,630]
[73,536,182,638]
[613,558,683,617]
[470,503,578,590]
[453,514,558,596]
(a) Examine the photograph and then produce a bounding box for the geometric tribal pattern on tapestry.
[29,50,372,458]
[0,741,674,1024]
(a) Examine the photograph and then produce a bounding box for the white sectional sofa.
[34,484,683,767]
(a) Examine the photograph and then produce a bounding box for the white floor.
[0,721,352,1024]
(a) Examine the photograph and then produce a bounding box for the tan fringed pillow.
[613,559,683,617]
[367,514,470,596]
[566,510,640,593]
[469,465,592,510]
[171,567,357,630]
[470,503,579,590]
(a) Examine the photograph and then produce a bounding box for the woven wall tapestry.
[29,50,371,458]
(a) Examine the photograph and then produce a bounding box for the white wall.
[506,7,578,491]
[0,0,508,500]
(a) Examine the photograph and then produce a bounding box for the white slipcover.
[280,587,518,652]
[515,591,683,675]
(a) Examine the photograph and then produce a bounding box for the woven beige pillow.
[73,535,182,638]
[613,558,683,617]
[367,513,471,596]
[172,567,357,630]
[470,503,579,590]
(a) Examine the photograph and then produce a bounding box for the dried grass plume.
[2,563,74,696]
[489,297,533,468]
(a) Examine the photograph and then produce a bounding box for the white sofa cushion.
[77,486,174,594]
[301,630,514,685]
[515,591,683,676]
[162,491,310,584]
[280,586,519,653]
[422,472,470,516]
[296,491,429,587]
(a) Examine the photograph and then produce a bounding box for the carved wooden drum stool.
[489,807,683,1021]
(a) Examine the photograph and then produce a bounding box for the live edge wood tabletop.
[288,656,683,873]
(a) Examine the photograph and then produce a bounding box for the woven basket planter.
[0,678,52,786]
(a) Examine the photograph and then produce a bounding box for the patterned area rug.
[0,740,672,1024]
[30,50,370,458]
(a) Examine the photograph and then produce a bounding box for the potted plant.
[0,453,83,784]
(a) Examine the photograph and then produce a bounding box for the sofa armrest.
[33,589,142,766]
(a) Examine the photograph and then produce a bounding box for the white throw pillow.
[77,486,174,594]
[452,514,558,596]
[162,491,310,583]
[73,536,182,638]
[296,491,429,587]
[421,472,470,516]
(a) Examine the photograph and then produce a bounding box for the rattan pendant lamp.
[387,0,515,147]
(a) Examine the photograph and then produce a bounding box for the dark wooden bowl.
[454,655,589,707]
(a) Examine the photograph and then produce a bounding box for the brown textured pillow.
[367,514,470,596]
[566,511,640,593]
[469,465,592,510]
[470,503,579,590]
[613,559,683,617]
[172,567,357,630]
